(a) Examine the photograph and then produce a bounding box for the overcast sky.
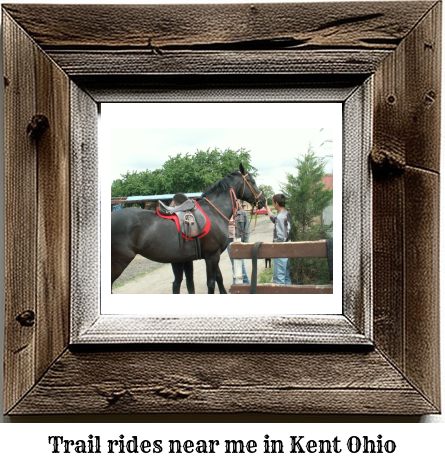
[101,102,342,194]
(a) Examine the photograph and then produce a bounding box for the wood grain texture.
[70,83,100,338]
[404,167,441,407]
[80,75,362,104]
[342,81,373,338]
[3,12,38,414]
[372,2,441,410]
[8,348,437,416]
[231,284,333,294]
[372,174,405,367]
[372,2,441,173]
[34,39,71,381]
[2,2,435,50]
[46,50,390,76]
[230,241,327,259]
[404,2,441,172]
[75,315,369,346]
[3,11,72,412]
[3,2,432,80]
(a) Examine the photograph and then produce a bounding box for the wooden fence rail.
[230,240,333,294]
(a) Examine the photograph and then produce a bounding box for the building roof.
[126,192,203,201]
[322,174,333,190]
[111,193,204,204]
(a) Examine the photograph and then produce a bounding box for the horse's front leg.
[205,255,220,294]
[216,265,227,294]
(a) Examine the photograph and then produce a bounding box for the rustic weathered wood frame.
[2,2,441,415]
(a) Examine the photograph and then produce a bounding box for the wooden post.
[233,259,244,284]
[230,241,328,259]
[230,241,332,294]
[232,238,244,283]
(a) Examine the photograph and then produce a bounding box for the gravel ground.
[113,255,166,287]
[112,214,273,292]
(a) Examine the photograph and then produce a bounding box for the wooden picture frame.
[2,2,441,416]
[74,86,365,345]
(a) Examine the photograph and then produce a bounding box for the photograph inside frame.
[101,102,342,316]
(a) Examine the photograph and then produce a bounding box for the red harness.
[156,201,211,240]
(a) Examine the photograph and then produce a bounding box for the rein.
[202,172,263,234]
[237,171,263,233]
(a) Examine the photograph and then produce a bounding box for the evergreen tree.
[282,145,333,285]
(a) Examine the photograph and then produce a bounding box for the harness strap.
[229,188,238,220]
[202,171,263,234]
[202,197,253,234]
[239,171,262,206]
[250,241,263,294]
[248,207,259,234]
[194,236,202,260]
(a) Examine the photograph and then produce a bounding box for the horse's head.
[237,163,267,209]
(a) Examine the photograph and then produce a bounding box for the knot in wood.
[370,149,405,177]
[154,386,191,400]
[16,310,35,327]
[26,114,49,140]
[95,383,132,406]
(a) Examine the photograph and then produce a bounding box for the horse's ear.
[239,163,245,175]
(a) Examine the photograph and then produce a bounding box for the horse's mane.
[202,171,238,198]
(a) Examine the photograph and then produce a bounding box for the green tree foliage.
[111,148,257,197]
[258,184,275,204]
[281,145,333,285]
[111,169,162,197]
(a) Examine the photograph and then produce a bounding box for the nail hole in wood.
[425,90,436,105]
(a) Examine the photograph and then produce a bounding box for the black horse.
[111,164,266,294]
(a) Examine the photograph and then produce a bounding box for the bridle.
[239,171,263,209]
[202,171,263,234]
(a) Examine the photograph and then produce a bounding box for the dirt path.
[113,215,273,294]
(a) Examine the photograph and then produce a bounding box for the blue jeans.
[227,238,249,284]
[273,257,291,285]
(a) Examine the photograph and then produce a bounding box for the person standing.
[266,194,292,285]
[227,201,250,284]
[169,193,195,294]
[171,261,194,294]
